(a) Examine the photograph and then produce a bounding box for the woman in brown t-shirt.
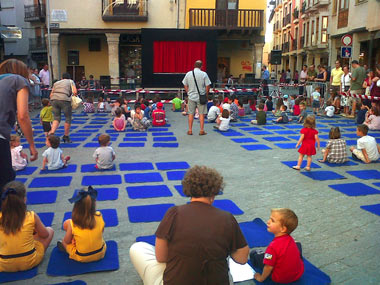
[130,166,249,284]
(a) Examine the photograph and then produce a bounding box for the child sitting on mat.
[113,107,126,132]
[356,102,368,125]
[10,134,28,171]
[319,127,348,164]
[324,101,335,118]
[275,105,291,124]
[237,100,245,117]
[297,102,308,123]
[41,135,70,171]
[213,109,230,131]
[172,94,183,112]
[143,100,152,120]
[350,124,380,163]
[251,208,304,283]
[207,99,220,123]
[272,98,283,117]
[97,97,106,113]
[0,181,54,272]
[40,98,53,137]
[364,106,380,131]
[265,96,273,112]
[130,104,151,131]
[83,97,95,113]
[293,116,320,171]
[251,103,266,125]
[152,102,166,127]
[58,186,107,262]
[292,98,301,116]
[93,134,115,169]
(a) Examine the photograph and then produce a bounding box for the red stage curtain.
[153,41,207,73]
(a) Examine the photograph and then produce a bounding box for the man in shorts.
[330,60,344,113]
[348,60,366,118]
[182,60,211,135]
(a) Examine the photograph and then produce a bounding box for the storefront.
[119,34,142,88]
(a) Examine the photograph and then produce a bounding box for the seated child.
[110,98,122,116]
[297,102,307,123]
[222,97,231,112]
[97,96,106,113]
[172,94,183,112]
[182,96,189,116]
[143,100,152,120]
[213,109,230,132]
[130,103,151,131]
[217,95,224,113]
[83,97,95,113]
[137,96,146,110]
[350,124,380,163]
[311,86,321,115]
[58,186,106,262]
[206,95,213,111]
[272,98,283,117]
[93,134,115,169]
[40,98,53,137]
[289,95,296,111]
[324,101,335,118]
[243,97,253,114]
[283,95,290,110]
[0,181,54,272]
[364,107,380,131]
[275,105,290,123]
[356,102,368,125]
[251,103,267,125]
[319,127,348,164]
[152,102,166,127]
[229,97,239,122]
[265,96,273,112]
[41,135,70,170]
[10,134,28,171]
[237,100,245,117]
[207,99,220,123]
[113,107,126,131]
[292,98,301,116]
[251,208,304,283]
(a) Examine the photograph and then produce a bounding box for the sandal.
[318,160,325,163]
[292,166,301,170]
[187,131,193,135]
[304,167,311,171]
[199,131,207,136]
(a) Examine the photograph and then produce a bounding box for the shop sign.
[0,27,22,39]
[51,10,67,22]
[121,34,141,44]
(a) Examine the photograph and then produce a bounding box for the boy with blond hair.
[251,208,304,283]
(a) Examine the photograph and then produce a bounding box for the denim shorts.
[51,100,72,124]
[312,100,320,108]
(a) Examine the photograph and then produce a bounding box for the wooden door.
[66,66,85,83]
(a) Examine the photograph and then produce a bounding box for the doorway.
[66,66,84,83]
[216,0,239,28]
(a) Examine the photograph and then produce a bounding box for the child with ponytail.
[58,186,106,262]
[0,181,54,272]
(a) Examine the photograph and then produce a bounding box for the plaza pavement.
[15,107,380,284]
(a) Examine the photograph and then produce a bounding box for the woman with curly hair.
[130,165,249,284]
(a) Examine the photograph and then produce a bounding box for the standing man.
[349,60,366,118]
[299,65,308,96]
[126,65,136,90]
[182,60,211,136]
[39,64,50,98]
[330,60,344,113]
[261,65,270,97]
[306,64,317,106]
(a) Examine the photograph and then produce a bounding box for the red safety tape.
[339,91,380,101]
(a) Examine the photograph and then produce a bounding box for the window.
[316,17,319,44]
[355,0,366,5]
[89,38,101,52]
[306,22,309,45]
[339,0,349,10]
[321,16,328,43]
[311,20,314,45]
[332,0,337,15]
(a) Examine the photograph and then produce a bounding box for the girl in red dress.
[293,116,320,171]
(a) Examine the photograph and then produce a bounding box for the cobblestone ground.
[13,108,380,284]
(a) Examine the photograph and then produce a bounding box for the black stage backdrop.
[141,29,217,88]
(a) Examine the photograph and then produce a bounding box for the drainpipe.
[177,0,180,29]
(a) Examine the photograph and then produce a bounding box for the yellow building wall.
[218,41,253,76]
[60,35,109,80]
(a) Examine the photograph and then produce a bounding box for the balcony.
[102,0,148,22]
[292,39,297,51]
[189,9,264,31]
[313,0,329,8]
[29,37,47,52]
[24,4,46,22]
[285,13,291,27]
[300,36,305,47]
[282,42,289,53]
[293,8,299,24]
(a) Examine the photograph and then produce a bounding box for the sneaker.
[62,135,72,143]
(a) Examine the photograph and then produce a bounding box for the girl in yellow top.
[0,181,54,272]
[58,186,106,262]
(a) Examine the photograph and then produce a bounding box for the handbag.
[70,80,82,109]
[192,70,207,105]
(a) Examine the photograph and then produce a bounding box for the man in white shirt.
[182,60,211,136]
[39,64,50,98]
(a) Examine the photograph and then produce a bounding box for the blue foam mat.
[123,137,147,142]
[136,235,156,246]
[46,240,119,276]
[0,267,38,283]
[342,133,358,138]
[27,190,57,205]
[63,209,118,228]
[241,144,272,151]
[215,130,245,136]
[124,172,164,183]
[239,218,274,247]
[81,164,116,173]
[16,166,38,175]
[127,203,175,223]
[249,131,273,135]
[153,137,177,142]
[15,177,27,183]
[328,183,380,196]
[213,200,244,215]
[153,143,179,148]
[40,164,77,174]
[84,143,111,148]
[120,162,154,171]
[231,138,258,143]
[174,185,186,197]
[239,127,261,131]
[319,160,357,167]
[49,280,86,285]
[151,132,174,136]
[263,125,285,130]
[38,212,54,227]
[92,137,117,142]
[156,161,190,170]
[125,133,148,137]
[59,143,81,149]
[360,204,380,216]
[118,143,145,147]
[166,171,186,180]
[281,161,321,169]
[346,170,380,180]
[126,185,173,199]
[274,130,298,135]
[148,128,168,132]
[231,123,249,127]
[82,175,122,186]
[274,143,297,149]
[73,188,118,201]
[29,176,72,188]
[301,171,346,181]
[263,136,291,142]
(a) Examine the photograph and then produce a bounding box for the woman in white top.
[213,109,230,132]
[340,65,351,116]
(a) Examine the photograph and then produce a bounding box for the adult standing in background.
[126,66,136,90]
[30,67,42,109]
[293,70,299,84]
[286,69,291,83]
[49,73,78,143]
[306,64,317,106]
[330,60,344,111]
[370,65,380,110]
[299,65,308,96]
[0,59,38,190]
[315,65,327,107]
[39,64,50,98]
[182,60,211,136]
[349,60,366,118]
[261,65,270,97]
